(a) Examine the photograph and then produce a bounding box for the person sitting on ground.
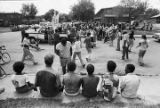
[62,61,82,96]
[35,54,63,97]
[97,60,119,101]
[81,64,99,98]
[11,61,36,93]
[119,64,140,98]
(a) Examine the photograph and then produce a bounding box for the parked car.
[152,33,160,41]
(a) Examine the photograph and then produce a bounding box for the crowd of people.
[0,22,150,102]
[8,54,140,101]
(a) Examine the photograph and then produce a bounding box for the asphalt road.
[1,31,160,103]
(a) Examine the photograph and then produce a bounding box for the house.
[0,12,22,27]
[95,6,129,25]
[150,14,160,23]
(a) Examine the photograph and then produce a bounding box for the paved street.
[0,31,160,104]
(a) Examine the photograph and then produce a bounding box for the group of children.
[8,57,140,102]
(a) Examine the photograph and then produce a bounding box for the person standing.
[72,36,85,68]
[53,29,60,54]
[84,32,92,62]
[56,38,72,74]
[122,31,129,60]
[119,64,140,98]
[116,29,122,51]
[21,35,38,65]
[128,30,135,52]
[136,35,149,66]
[21,28,26,43]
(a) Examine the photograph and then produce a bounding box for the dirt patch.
[0,98,159,108]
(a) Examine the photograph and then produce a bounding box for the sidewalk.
[0,74,160,104]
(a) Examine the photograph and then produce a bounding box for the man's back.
[120,74,140,98]
[63,73,81,94]
[82,75,99,98]
[35,70,58,97]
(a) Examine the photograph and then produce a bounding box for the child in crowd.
[11,61,36,93]
[119,64,140,98]
[84,32,92,62]
[62,61,82,96]
[97,60,119,101]
[136,35,149,66]
[122,31,129,60]
[21,35,38,65]
[81,64,99,98]
[72,36,85,68]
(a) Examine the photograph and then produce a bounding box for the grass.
[0,98,159,108]
[0,27,11,33]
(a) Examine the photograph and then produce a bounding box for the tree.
[21,3,38,19]
[145,8,160,19]
[59,13,71,22]
[120,0,148,21]
[70,0,95,22]
[43,9,58,21]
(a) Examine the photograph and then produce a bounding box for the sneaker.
[86,58,89,62]
[33,62,38,65]
[82,64,85,68]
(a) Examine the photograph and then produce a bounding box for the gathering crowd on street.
[0,22,150,102]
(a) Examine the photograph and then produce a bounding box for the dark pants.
[138,50,146,65]
[16,82,35,93]
[122,46,129,59]
[116,38,121,51]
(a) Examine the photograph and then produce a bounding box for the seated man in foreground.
[35,54,63,97]
[81,64,99,98]
[119,64,140,98]
[62,61,82,96]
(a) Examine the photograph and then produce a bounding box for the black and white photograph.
[0,0,160,107]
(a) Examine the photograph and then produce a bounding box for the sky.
[0,0,160,15]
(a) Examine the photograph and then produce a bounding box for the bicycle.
[0,65,7,79]
[0,45,11,65]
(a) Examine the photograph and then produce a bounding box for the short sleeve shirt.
[73,41,81,52]
[11,74,28,87]
[56,41,71,58]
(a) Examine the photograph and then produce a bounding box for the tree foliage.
[120,0,148,20]
[21,3,38,19]
[145,8,160,19]
[59,13,71,22]
[70,0,95,22]
[43,9,58,21]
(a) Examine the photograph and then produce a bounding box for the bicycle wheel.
[0,53,5,65]
[0,66,6,78]
[2,52,11,64]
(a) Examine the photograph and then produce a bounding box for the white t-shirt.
[139,39,149,50]
[119,73,140,98]
[73,41,82,52]
[11,74,29,88]
[122,34,129,47]
[56,41,71,58]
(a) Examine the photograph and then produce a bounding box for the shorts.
[60,57,71,67]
